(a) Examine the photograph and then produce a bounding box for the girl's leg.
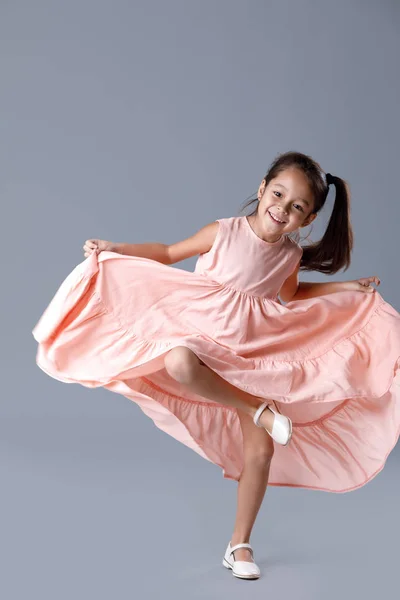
[163,346,276,432]
[164,346,275,564]
[230,408,274,563]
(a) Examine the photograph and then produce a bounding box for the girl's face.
[254,167,317,242]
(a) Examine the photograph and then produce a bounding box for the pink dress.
[32,215,400,492]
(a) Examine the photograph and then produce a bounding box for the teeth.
[269,211,285,223]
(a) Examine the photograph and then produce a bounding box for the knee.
[244,445,275,468]
[164,346,201,383]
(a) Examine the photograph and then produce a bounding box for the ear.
[258,180,267,200]
[301,212,317,227]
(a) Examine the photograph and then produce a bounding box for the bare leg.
[164,346,276,564]
[164,346,276,432]
[230,409,274,562]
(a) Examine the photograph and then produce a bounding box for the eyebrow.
[274,183,311,207]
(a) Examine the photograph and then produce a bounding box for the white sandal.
[253,402,292,446]
[222,542,261,579]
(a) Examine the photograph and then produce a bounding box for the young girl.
[32,150,400,581]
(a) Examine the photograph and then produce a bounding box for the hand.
[83,239,114,258]
[343,276,381,293]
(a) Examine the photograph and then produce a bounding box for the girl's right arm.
[166,221,218,264]
[83,221,218,265]
[113,241,170,263]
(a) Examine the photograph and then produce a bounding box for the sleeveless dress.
[32,215,400,493]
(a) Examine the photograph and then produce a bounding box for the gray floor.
[2,399,399,600]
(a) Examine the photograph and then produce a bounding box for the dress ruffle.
[33,250,400,492]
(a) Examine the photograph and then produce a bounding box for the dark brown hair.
[239,150,354,274]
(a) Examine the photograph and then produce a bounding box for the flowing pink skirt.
[32,250,400,492]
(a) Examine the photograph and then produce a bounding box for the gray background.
[1,0,399,598]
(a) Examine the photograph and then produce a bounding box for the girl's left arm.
[291,276,381,301]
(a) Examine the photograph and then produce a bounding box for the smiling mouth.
[268,210,286,224]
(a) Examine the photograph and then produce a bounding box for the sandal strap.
[230,542,253,555]
[253,402,268,427]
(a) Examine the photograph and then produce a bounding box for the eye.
[274,191,304,212]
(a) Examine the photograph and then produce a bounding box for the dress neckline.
[243,216,285,246]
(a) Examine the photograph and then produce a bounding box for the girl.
[32,150,400,581]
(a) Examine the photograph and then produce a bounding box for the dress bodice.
[194,216,303,300]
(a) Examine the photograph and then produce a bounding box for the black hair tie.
[325,172,334,186]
